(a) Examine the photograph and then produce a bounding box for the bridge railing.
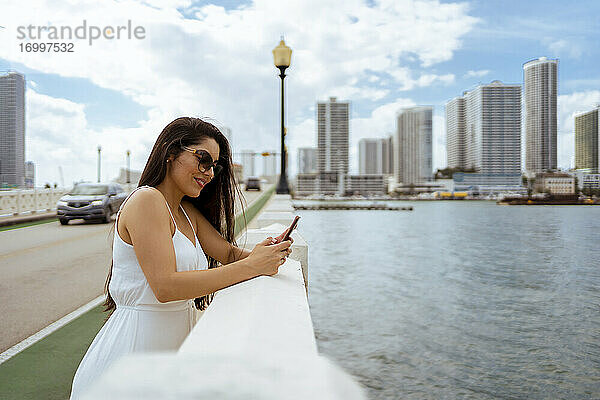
[0,189,69,217]
[81,193,367,399]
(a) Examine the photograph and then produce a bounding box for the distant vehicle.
[56,183,127,225]
[245,177,261,191]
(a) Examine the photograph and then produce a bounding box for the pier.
[293,202,413,211]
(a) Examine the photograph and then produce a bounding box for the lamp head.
[272,38,292,68]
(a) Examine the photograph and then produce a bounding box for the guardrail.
[0,189,69,217]
[81,191,367,399]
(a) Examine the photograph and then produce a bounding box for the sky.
[1,0,600,187]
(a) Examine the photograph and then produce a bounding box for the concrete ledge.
[180,258,315,356]
[249,211,295,229]
[82,351,367,400]
[237,223,308,291]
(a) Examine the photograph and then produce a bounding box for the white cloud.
[463,69,490,79]
[546,38,583,59]
[1,0,478,185]
[557,90,600,170]
[389,68,455,90]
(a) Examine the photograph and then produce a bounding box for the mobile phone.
[281,216,300,242]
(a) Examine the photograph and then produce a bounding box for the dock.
[293,203,413,211]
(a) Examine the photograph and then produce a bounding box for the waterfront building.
[395,106,433,187]
[524,57,558,175]
[465,81,522,176]
[445,96,467,169]
[582,174,600,190]
[574,106,599,173]
[0,71,25,187]
[359,138,393,175]
[298,147,317,174]
[345,174,386,196]
[24,161,35,188]
[317,97,349,175]
[302,96,351,195]
[453,172,524,195]
[295,172,386,197]
[448,81,522,193]
[535,172,575,195]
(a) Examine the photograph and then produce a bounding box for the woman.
[70,117,293,399]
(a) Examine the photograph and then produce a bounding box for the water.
[299,201,600,399]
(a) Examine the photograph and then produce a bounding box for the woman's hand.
[245,237,293,277]
[273,230,295,245]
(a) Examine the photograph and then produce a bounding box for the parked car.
[56,183,127,225]
[245,177,261,191]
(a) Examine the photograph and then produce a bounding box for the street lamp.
[126,150,131,185]
[97,145,102,183]
[272,37,292,194]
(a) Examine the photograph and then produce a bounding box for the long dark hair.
[103,117,247,320]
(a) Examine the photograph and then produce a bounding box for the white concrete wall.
[0,188,68,217]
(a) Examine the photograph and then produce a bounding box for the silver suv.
[57,183,127,225]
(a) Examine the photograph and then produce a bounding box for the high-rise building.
[384,135,394,175]
[359,138,393,175]
[0,72,25,187]
[24,161,35,188]
[445,96,467,169]
[395,106,433,185]
[464,81,522,176]
[317,97,349,174]
[524,57,558,175]
[297,147,317,174]
[574,106,599,173]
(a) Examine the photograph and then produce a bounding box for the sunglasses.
[181,146,223,177]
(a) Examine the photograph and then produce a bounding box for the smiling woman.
[69,117,293,399]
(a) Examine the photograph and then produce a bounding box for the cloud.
[557,90,600,170]
[463,69,490,79]
[546,38,583,59]
[389,68,455,90]
[1,0,478,185]
[26,89,159,186]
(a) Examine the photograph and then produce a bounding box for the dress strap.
[179,205,196,238]
[164,201,178,231]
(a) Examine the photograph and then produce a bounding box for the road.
[0,185,267,353]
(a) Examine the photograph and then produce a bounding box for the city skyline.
[1,0,599,186]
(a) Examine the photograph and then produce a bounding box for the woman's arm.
[123,189,260,303]
[228,245,251,263]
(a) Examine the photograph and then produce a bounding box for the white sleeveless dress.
[70,185,209,399]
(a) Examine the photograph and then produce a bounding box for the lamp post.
[126,150,131,185]
[272,37,292,194]
[97,145,102,183]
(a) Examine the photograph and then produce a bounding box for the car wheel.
[59,218,69,225]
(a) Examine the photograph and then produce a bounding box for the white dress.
[70,185,209,399]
